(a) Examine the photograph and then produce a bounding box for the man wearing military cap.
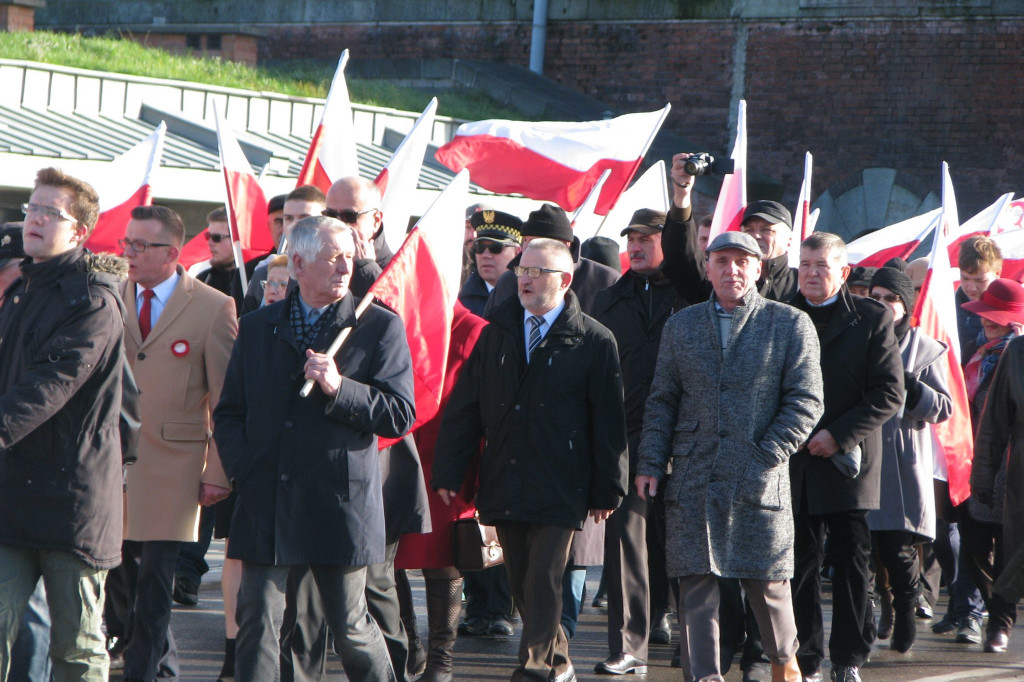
[458,209,522,317]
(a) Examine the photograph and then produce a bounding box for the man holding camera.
[662,153,798,306]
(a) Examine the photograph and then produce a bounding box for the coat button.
[137,352,146,360]
[280,474,289,482]
[505,510,511,515]
[510,458,517,465]
[718,431,727,438]
[284,421,293,428]
[514,404,521,410]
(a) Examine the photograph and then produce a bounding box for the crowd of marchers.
[0,151,1023,682]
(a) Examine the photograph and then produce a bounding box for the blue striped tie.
[527,315,543,361]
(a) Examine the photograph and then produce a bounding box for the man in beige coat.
[116,205,237,681]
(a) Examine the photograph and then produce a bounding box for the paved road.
[164,541,1024,681]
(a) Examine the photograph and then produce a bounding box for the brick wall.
[0,4,35,31]
[261,17,1024,216]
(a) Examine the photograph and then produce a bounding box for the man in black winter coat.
[789,232,904,682]
[434,238,628,682]
[0,167,129,681]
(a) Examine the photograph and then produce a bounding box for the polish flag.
[84,123,166,254]
[947,193,1015,266]
[370,170,469,448]
[179,109,273,273]
[435,106,670,215]
[707,100,748,242]
[911,162,973,506]
[847,208,941,267]
[296,50,359,193]
[375,97,438,250]
[568,169,612,234]
[788,152,815,268]
[987,228,1024,282]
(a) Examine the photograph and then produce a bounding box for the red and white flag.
[84,122,166,254]
[846,208,941,267]
[435,106,670,215]
[370,170,469,448]
[911,162,973,506]
[179,109,274,273]
[296,50,359,193]
[788,151,815,268]
[947,193,1015,266]
[707,100,747,242]
[375,97,438,249]
[986,227,1024,282]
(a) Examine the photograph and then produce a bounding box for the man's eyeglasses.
[513,266,565,278]
[472,242,510,255]
[22,203,77,223]
[323,207,378,225]
[118,238,173,253]
[869,292,902,303]
[205,232,231,243]
[261,280,289,291]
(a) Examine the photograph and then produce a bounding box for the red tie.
[139,289,156,341]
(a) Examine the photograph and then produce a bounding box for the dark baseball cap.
[742,200,792,230]
[705,231,762,258]
[619,208,667,237]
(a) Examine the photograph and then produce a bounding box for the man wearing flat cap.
[484,203,620,318]
[592,208,680,675]
[662,154,798,305]
[637,231,823,682]
[458,209,523,317]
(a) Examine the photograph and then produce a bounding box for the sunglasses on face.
[869,293,902,303]
[205,232,231,243]
[322,207,378,225]
[472,242,509,255]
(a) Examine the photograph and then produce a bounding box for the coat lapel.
[120,280,144,349]
[142,271,192,349]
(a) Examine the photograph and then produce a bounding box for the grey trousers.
[677,574,798,682]
[236,562,396,682]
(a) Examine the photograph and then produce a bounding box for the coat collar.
[121,265,194,349]
[706,287,765,348]
[491,288,586,342]
[793,284,860,346]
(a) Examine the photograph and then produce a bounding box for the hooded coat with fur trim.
[0,248,129,569]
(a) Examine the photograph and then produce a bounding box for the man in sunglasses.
[325,177,396,298]
[0,167,130,680]
[195,207,250,315]
[458,209,523,317]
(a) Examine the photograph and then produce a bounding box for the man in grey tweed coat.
[636,231,824,682]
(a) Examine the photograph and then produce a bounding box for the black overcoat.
[214,291,416,566]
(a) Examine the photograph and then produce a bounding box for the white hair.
[286,216,353,278]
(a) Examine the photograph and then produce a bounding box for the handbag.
[453,515,504,571]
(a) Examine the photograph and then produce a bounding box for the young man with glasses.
[196,207,247,314]
[435,234,627,682]
[0,167,130,680]
[458,209,523,317]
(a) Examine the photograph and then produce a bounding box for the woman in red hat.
[961,277,1024,653]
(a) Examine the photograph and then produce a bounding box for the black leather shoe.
[831,666,861,682]
[172,573,199,606]
[457,615,489,636]
[984,629,1010,653]
[594,653,648,675]
[487,615,515,637]
[649,612,671,645]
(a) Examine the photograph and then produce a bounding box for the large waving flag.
[370,170,469,448]
[435,106,670,215]
[986,227,1024,282]
[847,208,941,267]
[947,193,1015,266]
[707,100,747,242]
[296,50,359,192]
[911,162,973,506]
[375,97,438,250]
[788,151,815,267]
[84,123,166,254]
[179,109,273,272]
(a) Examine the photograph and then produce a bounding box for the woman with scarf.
[866,268,953,653]
[961,278,1024,653]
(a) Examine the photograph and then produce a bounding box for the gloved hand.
[904,371,923,411]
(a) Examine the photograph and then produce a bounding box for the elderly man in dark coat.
[636,232,823,682]
[433,238,628,682]
[213,215,415,681]
[789,232,904,682]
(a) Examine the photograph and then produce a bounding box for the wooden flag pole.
[299,290,376,398]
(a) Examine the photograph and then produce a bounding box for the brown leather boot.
[771,657,802,682]
[416,577,463,682]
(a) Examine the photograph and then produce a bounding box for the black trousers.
[462,565,513,620]
[603,490,651,660]
[959,512,1018,635]
[793,508,873,672]
[121,540,183,680]
[870,530,920,614]
[173,506,215,584]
